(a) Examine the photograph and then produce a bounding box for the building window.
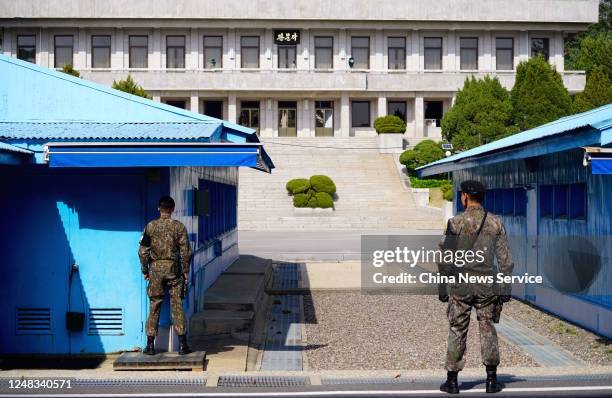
[91,35,111,68]
[241,36,260,68]
[198,180,237,243]
[204,36,222,69]
[424,100,443,127]
[496,37,514,70]
[388,37,406,70]
[531,37,549,61]
[203,100,223,119]
[315,101,334,137]
[129,35,148,68]
[424,37,442,70]
[351,101,370,127]
[54,35,73,68]
[459,37,478,70]
[388,101,407,121]
[164,100,186,109]
[17,35,36,63]
[539,183,586,220]
[278,101,297,137]
[314,36,333,69]
[239,101,260,134]
[351,36,370,69]
[166,35,185,68]
[278,44,297,69]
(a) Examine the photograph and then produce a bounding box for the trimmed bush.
[315,192,334,208]
[286,178,311,194]
[441,185,454,202]
[373,115,406,134]
[409,177,451,188]
[307,196,319,208]
[310,175,336,195]
[293,193,310,208]
[400,140,445,176]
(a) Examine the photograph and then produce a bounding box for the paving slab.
[203,274,265,310]
[224,255,272,275]
[113,351,206,371]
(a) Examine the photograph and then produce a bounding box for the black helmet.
[460,180,486,195]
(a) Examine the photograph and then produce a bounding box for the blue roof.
[0,54,273,170]
[417,103,612,177]
[0,141,34,154]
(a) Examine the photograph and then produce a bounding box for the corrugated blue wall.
[454,148,612,337]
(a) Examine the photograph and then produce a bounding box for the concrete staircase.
[239,137,443,231]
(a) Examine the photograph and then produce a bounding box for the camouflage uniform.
[138,213,192,337]
[438,205,514,372]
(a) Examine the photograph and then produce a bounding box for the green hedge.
[441,185,454,202]
[373,115,406,134]
[409,177,451,188]
[286,178,311,194]
[310,175,336,195]
[286,175,336,208]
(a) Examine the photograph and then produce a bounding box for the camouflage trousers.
[145,261,187,337]
[445,295,501,371]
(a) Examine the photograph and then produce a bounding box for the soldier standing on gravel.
[438,180,514,394]
[139,196,192,356]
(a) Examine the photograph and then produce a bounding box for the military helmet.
[460,180,486,194]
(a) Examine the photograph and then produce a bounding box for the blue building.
[0,54,273,354]
[418,104,612,338]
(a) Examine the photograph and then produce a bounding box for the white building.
[0,0,599,142]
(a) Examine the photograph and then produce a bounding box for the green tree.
[60,64,80,77]
[399,140,445,176]
[573,66,612,112]
[441,76,516,151]
[511,56,573,131]
[111,75,151,99]
[373,115,406,134]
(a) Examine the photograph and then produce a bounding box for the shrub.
[310,175,336,195]
[112,75,152,99]
[293,193,309,208]
[441,185,454,202]
[409,177,451,188]
[307,196,319,208]
[400,140,445,176]
[373,115,406,134]
[286,178,311,194]
[61,64,80,77]
[315,192,334,208]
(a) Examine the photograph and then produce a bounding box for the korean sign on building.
[274,30,300,45]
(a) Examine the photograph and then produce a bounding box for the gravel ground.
[502,300,612,366]
[303,293,537,370]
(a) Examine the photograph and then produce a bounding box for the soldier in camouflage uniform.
[138,196,192,355]
[438,180,514,394]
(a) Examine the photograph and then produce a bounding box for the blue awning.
[591,157,612,175]
[44,143,262,168]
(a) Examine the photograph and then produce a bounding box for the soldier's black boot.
[485,365,504,393]
[143,336,155,356]
[440,371,459,394]
[178,335,192,355]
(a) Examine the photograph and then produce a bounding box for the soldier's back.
[146,216,186,262]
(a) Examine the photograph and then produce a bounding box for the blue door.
[0,170,146,354]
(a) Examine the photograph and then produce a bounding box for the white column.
[75,28,87,69]
[226,28,236,70]
[262,99,274,138]
[446,30,456,71]
[374,29,384,70]
[299,28,309,70]
[114,28,124,69]
[554,31,564,72]
[377,96,387,118]
[263,29,273,70]
[338,29,347,70]
[415,94,424,138]
[2,29,11,56]
[152,29,162,69]
[410,30,420,71]
[518,31,529,64]
[228,93,237,123]
[340,93,350,137]
[190,92,199,113]
[299,99,311,137]
[188,28,199,69]
[39,28,49,67]
[483,30,492,71]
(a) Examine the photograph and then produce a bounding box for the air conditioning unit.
[425,118,438,127]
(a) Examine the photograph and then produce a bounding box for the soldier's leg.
[167,276,187,335]
[475,300,500,367]
[446,296,472,372]
[145,266,165,337]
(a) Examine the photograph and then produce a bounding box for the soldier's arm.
[138,225,152,275]
[178,224,192,275]
[437,218,458,296]
[495,223,514,295]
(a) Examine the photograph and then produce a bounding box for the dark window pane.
[278,45,296,69]
[496,38,514,70]
[130,35,147,47]
[388,101,407,121]
[204,36,223,68]
[129,35,148,68]
[502,188,514,216]
[460,37,478,70]
[540,185,553,218]
[569,183,586,219]
[424,101,443,126]
[91,35,111,68]
[351,101,370,127]
[484,190,495,212]
[424,37,442,70]
[351,36,369,69]
[315,36,333,69]
[241,36,259,47]
[166,36,185,47]
[204,101,223,119]
[92,35,111,47]
[17,35,36,63]
[54,35,73,68]
[531,38,549,61]
[514,188,527,216]
[166,36,185,68]
[553,184,568,218]
[165,100,186,109]
[241,36,260,68]
[388,37,406,70]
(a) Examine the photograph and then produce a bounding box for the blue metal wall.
[453,148,612,337]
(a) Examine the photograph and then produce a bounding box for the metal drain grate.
[217,375,310,388]
[323,377,415,385]
[273,262,300,290]
[74,378,207,387]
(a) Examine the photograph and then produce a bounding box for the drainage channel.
[259,262,305,371]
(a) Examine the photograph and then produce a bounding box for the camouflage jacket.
[138,214,192,275]
[438,205,514,297]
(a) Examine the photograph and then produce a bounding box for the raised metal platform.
[113,351,206,371]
